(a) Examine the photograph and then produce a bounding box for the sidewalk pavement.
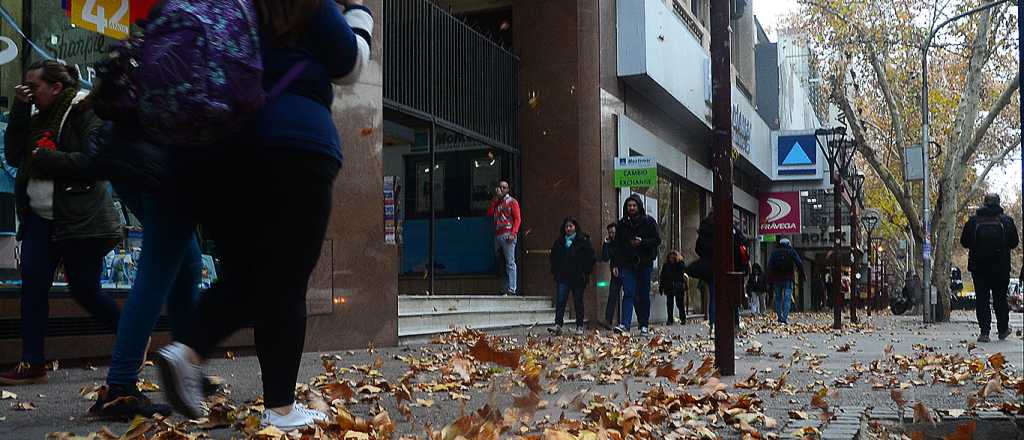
[0,310,1020,439]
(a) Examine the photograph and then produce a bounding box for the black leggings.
[665,291,684,323]
[182,148,339,408]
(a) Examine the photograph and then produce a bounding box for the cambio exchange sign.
[759,191,801,235]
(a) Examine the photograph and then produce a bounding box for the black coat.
[4,100,121,242]
[961,205,1019,278]
[550,234,596,284]
[659,261,687,294]
[612,195,661,270]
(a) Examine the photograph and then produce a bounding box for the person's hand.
[14,84,32,104]
[505,235,514,243]
[612,267,619,277]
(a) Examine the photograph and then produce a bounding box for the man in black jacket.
[960,193,1019,342]
[601,223,623,328]
[611,195,661,335]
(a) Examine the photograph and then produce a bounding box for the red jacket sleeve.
[487,198,499,217]
[510,198,522,236]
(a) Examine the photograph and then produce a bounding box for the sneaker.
[261,403,329,430]
[0,362,47,385]
[639,327,650,336]
[998,329,1011,341]
[574,327,585,335]
[978,334,991,343]
[155,343,206,419]
[202,375,224,397]
[547,326,562,336]
[613,325,628,334]
[88,384,172,421]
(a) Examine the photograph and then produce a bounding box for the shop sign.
[791,226,851,249]
[71,0,130,40]
[758,192,801,235]
[614,156,656,188]
[732,104,751,154]
[776,132,818,177]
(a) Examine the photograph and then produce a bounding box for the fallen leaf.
[469,337,521,369]
[943,420,976,440]
[323,382,355,402]
[980,375,1003,398]
[451,357,473,382]
[988,353,1005,370]
[655,363,680,383]
[891,389,907,407]
[11,402,35,411]
[913,401,935,425]
[0,390,16,400]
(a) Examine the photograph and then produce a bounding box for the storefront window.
[385,124,514,285]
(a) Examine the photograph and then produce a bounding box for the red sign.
[759,192,801,235]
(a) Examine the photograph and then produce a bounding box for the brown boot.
[0,362,48,385]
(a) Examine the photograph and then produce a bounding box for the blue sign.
[777,134,818,176]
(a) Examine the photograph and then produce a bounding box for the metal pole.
[710,0,736,376]
[428,123,436,296]
[832,169,844,330]
[850,201,859,324]
[867,231,873,316]
[921,0,1012,324]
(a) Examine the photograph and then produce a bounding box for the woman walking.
[659,251,687,325]
[156,0,373,430]
[0,61,123,385]
[548,218,595,335]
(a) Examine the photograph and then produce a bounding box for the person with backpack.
[155,0,373,430]
[960,193,1019,342]
[548,218,596,335]
[0,61,124,386]
[766,238,803,324]
[689,213,747,333]
[601,223,623,328]
[611,195,661,335]
[659,250,687,325]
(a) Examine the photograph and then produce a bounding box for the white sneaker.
[262,403,329,430]
[155,343,206,419]
[613,325,628,334]
[639,327,650,336]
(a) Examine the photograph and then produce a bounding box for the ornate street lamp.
[815,128,856,330]
[846,169,865,323]
[861,211,880,316]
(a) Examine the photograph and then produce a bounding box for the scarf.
[23,87,79,178]
[565,233,576,249]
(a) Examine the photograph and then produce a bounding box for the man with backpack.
[766,238,803,324]
[960,193,1019,342]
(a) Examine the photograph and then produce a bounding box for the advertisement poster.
[758,191,801,235]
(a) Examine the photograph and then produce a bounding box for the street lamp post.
[921,0,1013,324]
[861,214,880,316]
[816,128,856,330]
[847,170,865,324]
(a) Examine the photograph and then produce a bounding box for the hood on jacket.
[623,194,646,218]
[977,205,1005,217]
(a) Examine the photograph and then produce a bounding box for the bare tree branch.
[962,72,1021,162]
[959,139,1021,212]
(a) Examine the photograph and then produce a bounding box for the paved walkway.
[0,311,1020,439]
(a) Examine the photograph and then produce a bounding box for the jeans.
[496,235,517,294]
[555,281,584,327]
[619,267,652,329]
[973,274,1009,335]
[105,188,202,387]
[772,281,794,323]
[181,148,340,408]
[749,291,761,315]
[604,275,622,325]
[20,213,120,364]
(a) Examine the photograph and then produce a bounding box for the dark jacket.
[4,100,122,242]
[601,237,618,272]
[688,216,749,281]
[612,195,661,270]
[766,246,804,283]
[960,205,1019,277]
[748,264,766,293]
[550,233,596,284]
[659,260,687,294]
